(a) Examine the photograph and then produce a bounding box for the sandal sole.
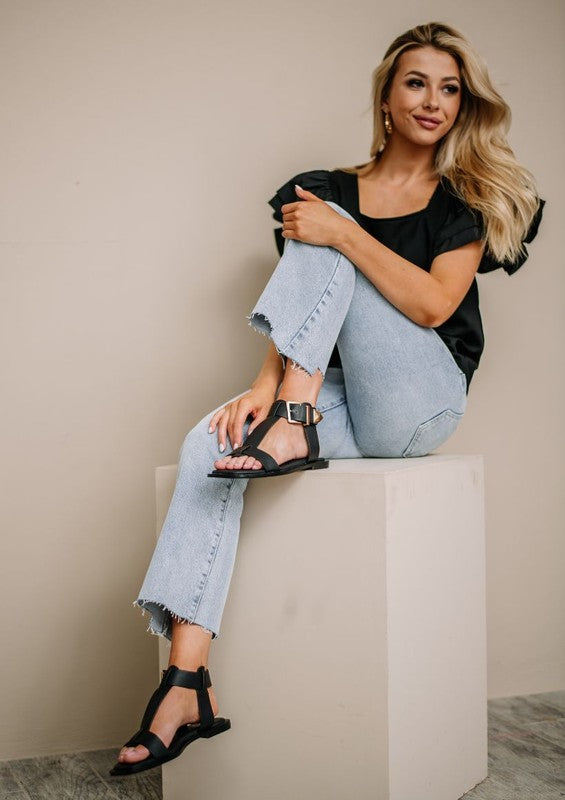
[109,718,231,776]
[207,458,329,479]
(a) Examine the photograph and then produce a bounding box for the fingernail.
[294,184,302,191]
[219,443,225,453]
[208,425,213,433]
[233,442,239,449]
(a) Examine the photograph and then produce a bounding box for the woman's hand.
[281,185,350,247]
[208,385,276,453]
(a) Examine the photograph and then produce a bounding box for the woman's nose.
[423,91,440,110]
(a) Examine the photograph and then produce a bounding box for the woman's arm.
[283,186,485,328]
[335,220,484,327]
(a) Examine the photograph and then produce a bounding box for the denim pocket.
[402,408,464,458]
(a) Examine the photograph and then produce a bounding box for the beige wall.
[1,0,562,759]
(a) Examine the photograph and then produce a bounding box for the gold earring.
[384,111,393,135]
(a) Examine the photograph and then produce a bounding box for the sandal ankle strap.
[163,665,212,690]
[270,400,323,426]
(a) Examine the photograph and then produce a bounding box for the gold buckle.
[284,401,323,425]
[284,400,303,424]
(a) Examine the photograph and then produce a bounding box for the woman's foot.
[117,685,219,764]
[213,415,309,471]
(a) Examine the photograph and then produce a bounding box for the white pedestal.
[155,455,487,800]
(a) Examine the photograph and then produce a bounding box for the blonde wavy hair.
[338,22,541,264]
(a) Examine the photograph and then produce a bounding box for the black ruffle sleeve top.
[267,168,545,392]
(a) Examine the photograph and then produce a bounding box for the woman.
[110,21,544,775]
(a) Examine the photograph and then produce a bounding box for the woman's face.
[383,46,462,147]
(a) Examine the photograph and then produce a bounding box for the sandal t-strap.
[165,665,214,730]
[208,399,329,479]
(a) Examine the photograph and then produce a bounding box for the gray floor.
[1,690,564,800]
[461,689,565,800]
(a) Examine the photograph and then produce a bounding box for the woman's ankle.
[169,619,213,671]
[277,364,323,407]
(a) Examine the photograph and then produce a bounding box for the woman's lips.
[414,116,441,130]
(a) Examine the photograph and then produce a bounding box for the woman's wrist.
[250,375,279,396]
[332,217,360,251]
[250,342,284,395]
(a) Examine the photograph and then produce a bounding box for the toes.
[214,455,234,469]
[226,456,247,469]
[214,455,236,469]
[213,454,264,471]
[120,745,149,763]
[227,455,262,470]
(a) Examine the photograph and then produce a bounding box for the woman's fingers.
[228,401,254,450]
[208,408,224,434]
[247,408,269,435]
[216,411,230,453]
[210,399,249,454]
[209,389,275,456]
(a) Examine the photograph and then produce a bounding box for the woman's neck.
[372,136,438,184]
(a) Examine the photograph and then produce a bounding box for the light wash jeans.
[134,202,467,639]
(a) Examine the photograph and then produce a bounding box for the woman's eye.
[406,79,459,94]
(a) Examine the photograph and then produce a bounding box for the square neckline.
[351,171,442,222]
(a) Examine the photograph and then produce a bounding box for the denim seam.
[317,397,347,414]
[189,477,235,622]
[281,248,345,357]
[402,408,464,457]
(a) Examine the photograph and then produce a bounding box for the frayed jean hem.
[133,599,218,641]
[247,311,324,378]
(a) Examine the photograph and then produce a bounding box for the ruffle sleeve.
[477,198,546,276]
[434,189,546,276]
[268,169,334,257]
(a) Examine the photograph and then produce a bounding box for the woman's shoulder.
[267,168,336,221]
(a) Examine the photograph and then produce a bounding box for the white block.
[155,455,487,800]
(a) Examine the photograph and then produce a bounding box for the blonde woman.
[111,21,544,776]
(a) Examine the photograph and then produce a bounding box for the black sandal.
[109,665,230,776]
[208,399,329,479]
